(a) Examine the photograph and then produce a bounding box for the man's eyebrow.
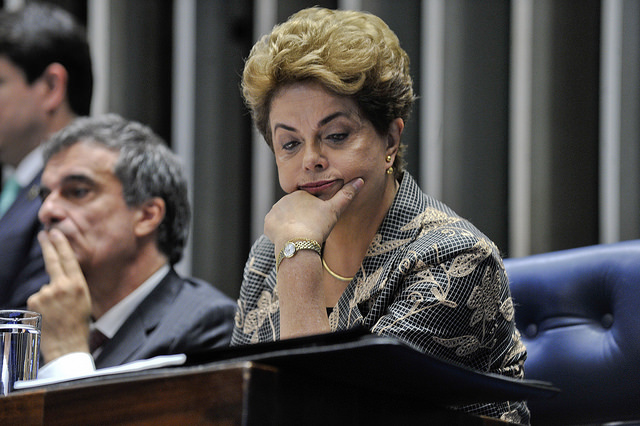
[40,174,95,196]
[60,174,96,186]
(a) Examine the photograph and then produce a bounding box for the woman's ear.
[134,197,166,237]
[386,118,404,159]
[39,63,69,113]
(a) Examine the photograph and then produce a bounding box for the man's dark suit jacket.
[0,173,47,309]
[94,268,236,369]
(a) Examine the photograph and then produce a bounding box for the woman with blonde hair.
[232,7,529,423]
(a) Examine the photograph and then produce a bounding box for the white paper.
[13,353,186,390]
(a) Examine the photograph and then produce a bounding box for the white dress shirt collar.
[38,265,172,379]
[93,264,170,339]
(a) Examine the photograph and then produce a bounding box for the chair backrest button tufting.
[525,323,538,338]
[601,313,614,329]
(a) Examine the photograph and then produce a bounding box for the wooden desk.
[0,361,509,425]
[0,332,556,425]
[1,362,276,425]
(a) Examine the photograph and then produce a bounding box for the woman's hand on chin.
[265,178,364,250]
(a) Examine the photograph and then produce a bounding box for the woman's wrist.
[275,238,322,271]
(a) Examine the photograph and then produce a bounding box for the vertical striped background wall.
[5,0,637,298]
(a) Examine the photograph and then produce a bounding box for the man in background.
[28,114,235,375]
[0,2,93,308]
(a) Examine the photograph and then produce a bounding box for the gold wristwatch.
[276,238,322,271]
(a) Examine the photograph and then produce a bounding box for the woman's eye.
[282,140,300,151]
[326,133,348,143]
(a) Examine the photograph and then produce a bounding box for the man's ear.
[385,117,404,160]
[134,197,166,237]
[39,63,69,113]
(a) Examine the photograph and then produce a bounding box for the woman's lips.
[299,180,337,195]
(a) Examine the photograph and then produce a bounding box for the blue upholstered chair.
[504,240,640,425]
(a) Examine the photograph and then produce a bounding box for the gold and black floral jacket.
[231,172,530,424]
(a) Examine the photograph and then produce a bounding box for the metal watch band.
[276,238,322,271]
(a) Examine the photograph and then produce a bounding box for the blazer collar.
[0,173,42,225]
[94,268,181,367]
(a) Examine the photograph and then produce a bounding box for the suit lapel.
[94,269,182,369]
[0,174,43,305]
[0,173,41,229]
[0,173,42,222]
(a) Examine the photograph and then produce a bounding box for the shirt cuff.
[38,352,96,380]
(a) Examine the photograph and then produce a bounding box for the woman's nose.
[303,142,328,170]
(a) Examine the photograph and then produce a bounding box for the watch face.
[284,242,296,257]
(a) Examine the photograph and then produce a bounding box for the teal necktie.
[0,177,21,217]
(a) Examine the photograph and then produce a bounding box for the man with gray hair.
[27,114,235,376]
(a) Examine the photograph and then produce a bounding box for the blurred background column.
[6,0,637,298]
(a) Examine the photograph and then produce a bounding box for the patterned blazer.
[232,173,529,424]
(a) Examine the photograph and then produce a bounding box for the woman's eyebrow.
[318,111,348,127]
[273,111,351,134]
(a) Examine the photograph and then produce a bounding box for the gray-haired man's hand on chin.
[27,228,92,364]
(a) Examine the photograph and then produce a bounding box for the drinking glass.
[0,310,41,395]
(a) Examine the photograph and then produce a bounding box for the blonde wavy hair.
[241,7,416,178]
